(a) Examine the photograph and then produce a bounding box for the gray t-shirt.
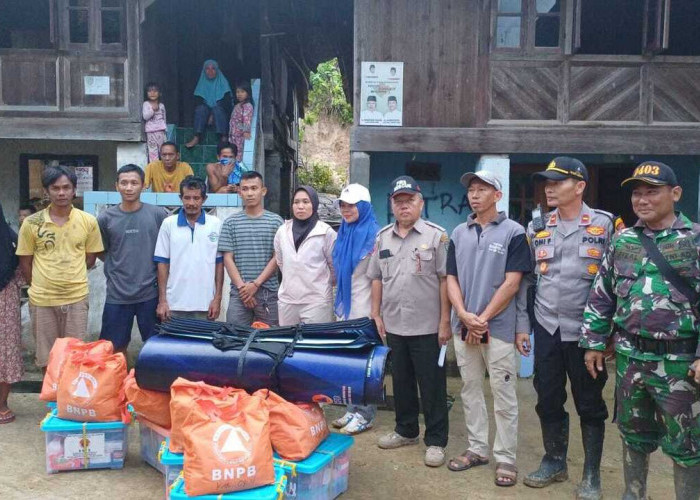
[98,203,167,304]
[218,210,284,292]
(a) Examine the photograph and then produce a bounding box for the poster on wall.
[360,62,403,126]
[84,76,110,95]
[75,166,94,196]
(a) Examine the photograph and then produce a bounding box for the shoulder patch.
[440,232,449,244]
[614,216,625,232]
[424,220,446,232]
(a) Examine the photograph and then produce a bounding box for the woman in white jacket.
[274,185,337,325]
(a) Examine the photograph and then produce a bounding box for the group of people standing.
[1,155,699,499]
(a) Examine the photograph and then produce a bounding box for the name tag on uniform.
[379,249,393,259]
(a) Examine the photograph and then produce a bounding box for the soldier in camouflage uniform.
[580,161,700,500]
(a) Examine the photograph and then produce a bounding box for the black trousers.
[533,320,608,425]
[386,332,448,447]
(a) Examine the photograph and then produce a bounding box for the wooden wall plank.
[491,65,558,120]
[0,117,142,141]
[351,125,700,155]
[569,65,641,121]
[652,66,700,123]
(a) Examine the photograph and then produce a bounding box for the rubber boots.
[621,441,649,500]
[524,416,569,488]
[674,462,700,500]
[576,423,604,500]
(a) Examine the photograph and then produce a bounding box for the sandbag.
[182,397,275,497]
[169,377,246,453]
[124,369,171,428]
[40,339,113,402]
[57,349,129,423]
[254,389,329,461]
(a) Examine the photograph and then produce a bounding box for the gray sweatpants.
[226,287,279,327]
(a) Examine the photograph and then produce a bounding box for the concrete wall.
[0,139,118,229]
[368,152,700,235]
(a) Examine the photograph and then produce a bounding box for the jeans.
[100,296,159,349]
[193,102,229,136]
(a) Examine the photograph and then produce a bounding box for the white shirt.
[348,256,372,319]
[382,109,402,126]
[360,109,384,124]
[154,210,222,311]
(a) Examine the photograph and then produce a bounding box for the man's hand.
[466,331,483,345]
[244,132,251,140]
[239,282,258,303]
[515,333,531,356]
[208,297,221,320]
[688,359,700,384]
[438,320,452,346]
[372,314,386,339]
[242,296,257,309]
[584,350,606,379]
[156,301,171,322]
[459,311,487,334]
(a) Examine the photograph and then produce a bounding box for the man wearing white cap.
[445,170,532,487]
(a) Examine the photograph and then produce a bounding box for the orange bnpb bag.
[254,389,329,461]
[169,377,247,453]
[124,369,171,428]
[182,396,275,497]
[56,349,129,423]
[40,339,113,402]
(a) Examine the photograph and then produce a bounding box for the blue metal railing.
[83,192,241,215]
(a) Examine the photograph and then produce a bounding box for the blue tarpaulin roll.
[135,318,389,405]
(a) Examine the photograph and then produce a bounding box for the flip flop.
[447,450,489,471]
[495,462,518,487]
[0,409,15,424]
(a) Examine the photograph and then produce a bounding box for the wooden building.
[0,0,351,223]
[350,0,700,230]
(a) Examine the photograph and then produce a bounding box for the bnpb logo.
[212,424,253,465]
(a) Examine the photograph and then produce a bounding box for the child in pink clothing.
[228,81,254,161]
[142,82,167,163]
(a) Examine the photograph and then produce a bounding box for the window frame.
[62,0,126,53]
[491,0,564,55]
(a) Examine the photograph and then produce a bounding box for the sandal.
[495,462,518,487]
[0,409,15,424]
[447,450,489,471]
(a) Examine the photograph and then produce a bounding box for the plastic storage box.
[40,409,129,474]
[159,439,184,499]
[274,433,354,500]
[138,416,170,474]
[169,466,287,500]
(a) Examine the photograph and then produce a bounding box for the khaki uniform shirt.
[367,218,448,336]
[525,203,615,341]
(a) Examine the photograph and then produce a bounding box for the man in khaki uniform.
[368,175,452,468]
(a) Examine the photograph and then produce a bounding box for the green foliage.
[296,161,347,195]
[305,58,352,126]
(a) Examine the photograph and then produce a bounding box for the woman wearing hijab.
[330,184,379,435]
[185,59,233,148]
[273,186,337,326]
[0,202,24,424]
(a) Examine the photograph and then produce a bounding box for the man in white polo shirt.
[154,176,223,320]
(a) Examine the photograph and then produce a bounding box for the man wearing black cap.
[580,161,700,500]
[368,175,451,468]
[520,157,617,500]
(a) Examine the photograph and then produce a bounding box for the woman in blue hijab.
[331,183,379,435]
[186,60,233,148]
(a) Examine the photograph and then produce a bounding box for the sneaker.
[377,431,419,449]
[424,446,446,467]
[332,412,354,429]
[340,414,373,435]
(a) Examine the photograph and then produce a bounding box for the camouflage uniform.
[580,213,700,467]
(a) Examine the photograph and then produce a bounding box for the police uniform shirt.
[529,203,614,341]
[367,218,448,336]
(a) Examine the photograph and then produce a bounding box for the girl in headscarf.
[330,184,379,434]
[185,60,233,148]
[273,186,337,326]
[0,202,25,424]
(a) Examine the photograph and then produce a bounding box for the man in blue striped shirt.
[218,171,283,326]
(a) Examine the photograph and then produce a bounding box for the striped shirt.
[218,210,284,291]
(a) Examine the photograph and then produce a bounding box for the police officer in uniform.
[521,157,618,500]
[580,162,700,500]
[368,175,452,468]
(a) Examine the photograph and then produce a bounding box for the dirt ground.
[0,375,675,500]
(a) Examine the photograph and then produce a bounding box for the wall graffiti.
[384,192,470,224]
